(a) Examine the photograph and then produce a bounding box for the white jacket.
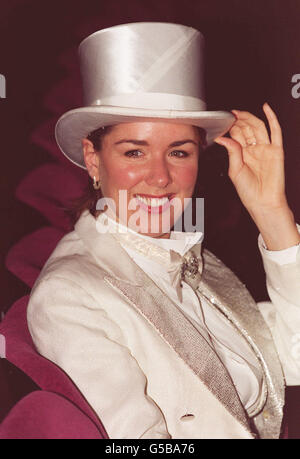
[27,210,300,439]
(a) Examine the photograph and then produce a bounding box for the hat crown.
[55,22,234,169]
[78,22,206,111]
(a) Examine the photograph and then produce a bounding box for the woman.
[27,22,300,439]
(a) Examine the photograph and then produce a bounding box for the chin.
[140,230,171,239]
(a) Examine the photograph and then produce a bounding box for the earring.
[93,176,101,190]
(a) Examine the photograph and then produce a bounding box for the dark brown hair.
[66,124,207,226]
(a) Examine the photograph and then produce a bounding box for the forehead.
[106,120,200,140]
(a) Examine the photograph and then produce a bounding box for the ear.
[82,138,100,179]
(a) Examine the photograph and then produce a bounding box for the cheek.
[174,164,198,190]
[104,163,145,190]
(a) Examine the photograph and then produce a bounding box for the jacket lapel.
[200,249,285,438]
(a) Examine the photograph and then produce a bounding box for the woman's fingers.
[231,104,283,148]
[231,109,270,145]
[214,136,244,179]
[262,102,283,147]
[229,125,247,148]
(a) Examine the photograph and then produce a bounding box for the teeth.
[136,195,169,207]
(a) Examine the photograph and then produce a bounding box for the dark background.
[0,0,299,435]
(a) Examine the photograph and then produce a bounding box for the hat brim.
[55,106,235,169]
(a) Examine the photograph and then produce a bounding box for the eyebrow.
[114,139,198,147]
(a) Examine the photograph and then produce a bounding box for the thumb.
[214,136,244,178]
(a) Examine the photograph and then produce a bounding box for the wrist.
[249,202,292,223]
[249,206,300,251]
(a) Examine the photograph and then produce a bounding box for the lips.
[134,193,174,214]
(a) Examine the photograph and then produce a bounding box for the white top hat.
[55,22,235,169]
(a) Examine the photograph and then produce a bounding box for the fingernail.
[214,137,224,145]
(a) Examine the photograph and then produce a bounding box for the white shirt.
[96,212,299,415]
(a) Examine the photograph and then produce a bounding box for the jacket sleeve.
[27,275,170,439]
[257,225,300,385]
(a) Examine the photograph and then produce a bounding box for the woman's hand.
[214,103,300,250]
[215,103,285,213]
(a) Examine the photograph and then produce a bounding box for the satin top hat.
[55,22,235,169]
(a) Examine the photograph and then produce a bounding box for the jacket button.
[262,410,270,420]
[180,414,195,422]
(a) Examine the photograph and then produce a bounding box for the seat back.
[0,295,108,438]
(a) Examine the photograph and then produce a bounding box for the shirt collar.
[96,211,203,257]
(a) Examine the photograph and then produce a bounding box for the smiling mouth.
[134,194,174,213]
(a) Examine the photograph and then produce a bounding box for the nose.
[144,156,172,188]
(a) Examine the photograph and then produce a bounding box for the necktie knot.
[168,248,203,302]
[181,252,201,282]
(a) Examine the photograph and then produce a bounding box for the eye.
[124,150,143,158]
[170,150,189,158]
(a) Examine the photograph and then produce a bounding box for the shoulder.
[30,227,108,300]
[27,228,118,329]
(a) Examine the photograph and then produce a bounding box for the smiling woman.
[82,121,204,238]
[69,122,206,234]
[21,22,300,439]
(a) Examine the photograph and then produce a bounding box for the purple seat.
[0,295,108,439]
[0,391,104,439]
